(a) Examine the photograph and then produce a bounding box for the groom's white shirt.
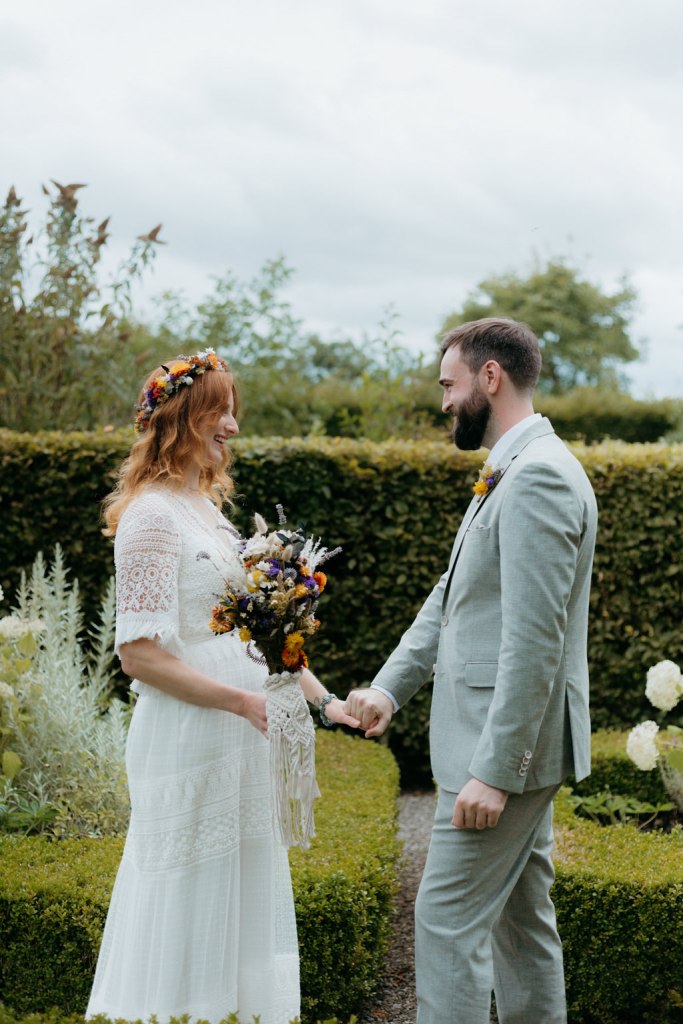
[485,411,541,466]
[373,412,542,713]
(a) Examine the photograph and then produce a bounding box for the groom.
[345,318,597,1024]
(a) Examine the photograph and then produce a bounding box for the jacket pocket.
[465,661,498,687]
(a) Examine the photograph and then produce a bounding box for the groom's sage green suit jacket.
[373,417,598,795]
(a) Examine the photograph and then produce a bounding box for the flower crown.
[134,348,229,433]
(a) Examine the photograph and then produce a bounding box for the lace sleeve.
[114,493,183,657]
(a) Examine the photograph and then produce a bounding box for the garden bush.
[2,431,682,783]
[0,730,399,1023]
[535,388,682,444]
[553,786,683,1023]
[0,1013,353,1024]
[573,729,670,804]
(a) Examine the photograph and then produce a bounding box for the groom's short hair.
[440,318,542,393]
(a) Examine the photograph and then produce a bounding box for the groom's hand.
[344,688,394,738]
[452,778,509,830]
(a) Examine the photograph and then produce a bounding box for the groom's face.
[439,345,491,451]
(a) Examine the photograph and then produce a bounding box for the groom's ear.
[479,359,503,395]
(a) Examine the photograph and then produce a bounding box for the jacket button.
[518,768,526,776]
[440,615,448,626]
[525,750,533,758]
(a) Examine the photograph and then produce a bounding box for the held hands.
[452,777,509,830]
[344,688,394,738]
[241,689,361,737]
[321,698,362,729]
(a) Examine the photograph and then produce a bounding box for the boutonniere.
[473,462,502,500]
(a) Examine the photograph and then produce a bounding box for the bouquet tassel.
[265,670,320,850]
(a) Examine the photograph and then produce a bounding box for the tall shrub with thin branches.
[0,182,162,429]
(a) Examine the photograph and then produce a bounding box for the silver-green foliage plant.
[0,548,129,836]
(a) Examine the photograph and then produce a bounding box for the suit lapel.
[443,417,556,591]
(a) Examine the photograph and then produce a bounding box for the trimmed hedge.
[0,1012,349,1024]
[536,389,682,444]
[2,431,683,783]
[553,737,683,1022]
[553,786,683,1023]
[2,736,683,1024]
[574,729,670,804]
[0,731,399,1023]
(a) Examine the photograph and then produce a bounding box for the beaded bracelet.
[318,692,337,727]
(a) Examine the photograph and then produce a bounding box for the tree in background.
[141,256,311,435]
[3,183,677,441]
[144,267,440,439]
[0,183,162,431]
[440,257,640,394]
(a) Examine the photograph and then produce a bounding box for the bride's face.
[204,395,239,464]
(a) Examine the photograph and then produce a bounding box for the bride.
[87,349,357,1023]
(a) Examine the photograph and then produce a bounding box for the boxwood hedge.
[553,785,683,1024]
[1,431,682,783]
[1,732,682,1024]
[550,734,683,1023]
[0,731,399,1023]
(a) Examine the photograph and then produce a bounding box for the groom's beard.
[452,383,492,451]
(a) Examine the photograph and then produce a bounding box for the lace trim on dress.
[124,792,274,871]
[126,750,272,870]
[130,748,266,818]
[114,494,183,656]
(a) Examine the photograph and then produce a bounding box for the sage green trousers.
[415,783,566,1024]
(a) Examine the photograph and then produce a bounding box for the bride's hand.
[241,691,269,737]
[322,697,361,730]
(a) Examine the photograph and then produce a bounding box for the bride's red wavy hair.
[102,359,239,537]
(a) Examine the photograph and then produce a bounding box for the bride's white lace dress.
[86,487,300,1024]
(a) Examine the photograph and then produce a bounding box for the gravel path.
[359,790,497,1024]
[358,790,436,1024]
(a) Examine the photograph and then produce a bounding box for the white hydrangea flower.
[626,720,660,771]
[645,660,683,712]
[0,681,14,701]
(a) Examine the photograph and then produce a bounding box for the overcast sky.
[3,0,682,397]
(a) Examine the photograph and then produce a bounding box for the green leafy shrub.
[572,730,670,804]
[553,786,683,1023]
[2,432,682,783]
[536,388,682,443]
[0,731,399,1022]
[0,1012,354,1024]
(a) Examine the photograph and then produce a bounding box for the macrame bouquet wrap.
[264,670,320,849]
[209,505,340,849]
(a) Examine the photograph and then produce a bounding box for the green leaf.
[665,748,683,772]
[16,631,36,656]
[2,749,22,780]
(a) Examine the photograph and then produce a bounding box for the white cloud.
[3,0,682,397]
